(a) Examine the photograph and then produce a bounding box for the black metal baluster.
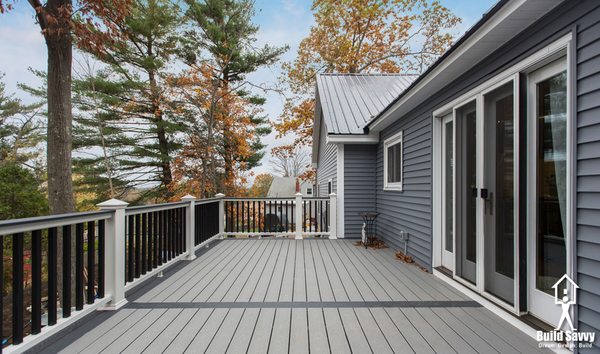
[12,233,24,344]
[87,221,96,304]
[127,216,134,281]
[158,211,164,265]
[319,200,323,232]
[267,201,271,232]
[285,201,289,232]
[165,209,171,261]
[62,225,71,318]
[147,212,153,271]
[309,200,313,232]
[75,223,84,310]
[291,200,294,231]
[326,201,329,232]
[134,214,141,278]
[48,227,58,325]
[141,213,147,274]
[31,230,42,334]
[278,201,282,232]
[98,220,105,298]
[152,211,160,268]
[303,200,306,232]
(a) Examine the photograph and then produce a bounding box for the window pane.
[387,142,402,183]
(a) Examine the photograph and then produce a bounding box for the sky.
[0,0,497,184]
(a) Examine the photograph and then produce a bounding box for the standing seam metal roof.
[316,73,417,135]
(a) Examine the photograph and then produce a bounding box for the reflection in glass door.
[483,82,515,305]
[456,101,477,285]
[528,58,568,326]
[441,114,454,271]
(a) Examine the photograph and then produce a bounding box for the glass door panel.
[441,115,454,270]
[483,81,515,305]
[536,72,567,295]
[528,57,568,327]
[456,101,477,284]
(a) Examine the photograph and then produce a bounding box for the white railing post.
[97,198,129,310]
[329,193,337,239]
[216,193,225,238]
[182,195,197,261]
[295,192,303,239]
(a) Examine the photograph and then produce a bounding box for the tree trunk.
[148,65,172,198]
[45,6,75,215]
[40,0,76,310]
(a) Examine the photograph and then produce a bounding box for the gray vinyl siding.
[372,1,600,342]
[376,115,432,266]
[344,145,377,238]
[316,121,337,197]
[575,3,600,350]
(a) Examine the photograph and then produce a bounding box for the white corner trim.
[336,143,345,238]
[383,130,403,192]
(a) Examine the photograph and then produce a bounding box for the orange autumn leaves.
[167,64,264,200]
[275,0,461,150]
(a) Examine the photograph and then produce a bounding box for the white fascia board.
[369,0,563,133]
[326,133,379,144]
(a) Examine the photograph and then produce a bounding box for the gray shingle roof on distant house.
[316,73,416,135]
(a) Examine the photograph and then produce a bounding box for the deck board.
[32,239,549,354]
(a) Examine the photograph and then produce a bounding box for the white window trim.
[383,130,403,191]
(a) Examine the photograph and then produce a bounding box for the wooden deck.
[32,239,546,353]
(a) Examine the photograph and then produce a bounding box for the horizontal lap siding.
[372,3,600,341]
[376,115,432,267]
[344,145,377,238]
[576,5,600,350]
[316,121,337,197]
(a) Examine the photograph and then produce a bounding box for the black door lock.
[480,188,489,199]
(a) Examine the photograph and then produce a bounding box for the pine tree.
[75,0,185,202]
[173,0,287,197]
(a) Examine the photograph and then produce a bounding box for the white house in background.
[267,176,314,197]
[264,177,315,230]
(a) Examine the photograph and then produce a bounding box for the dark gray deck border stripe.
[126,300,482,309]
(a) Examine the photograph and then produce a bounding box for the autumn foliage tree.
[274,0,461,150]
[167,0,286,198]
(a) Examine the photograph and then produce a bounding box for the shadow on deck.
[29,239,546,353]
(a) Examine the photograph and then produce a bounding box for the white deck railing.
[0,192,337,353]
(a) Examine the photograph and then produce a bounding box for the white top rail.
[0,210,113,236]
[124,201,188,216]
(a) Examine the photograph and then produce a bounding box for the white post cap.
[215,193,225,198]
[329,192,337,197]
[97,198,129,209]
[295,192,303,197]
[181,194,197,201]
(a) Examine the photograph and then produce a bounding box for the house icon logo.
[552,274,579,331]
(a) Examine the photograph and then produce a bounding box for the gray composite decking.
[32,239,547,354]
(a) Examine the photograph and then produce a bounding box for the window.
[384,131,403,191]
[306,188,313,195]
[327,179,332,194]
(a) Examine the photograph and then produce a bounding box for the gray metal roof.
[316,73,416,135]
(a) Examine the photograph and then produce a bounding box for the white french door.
[527,57,569,327]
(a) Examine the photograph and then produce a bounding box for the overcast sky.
[0,0,497,184]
